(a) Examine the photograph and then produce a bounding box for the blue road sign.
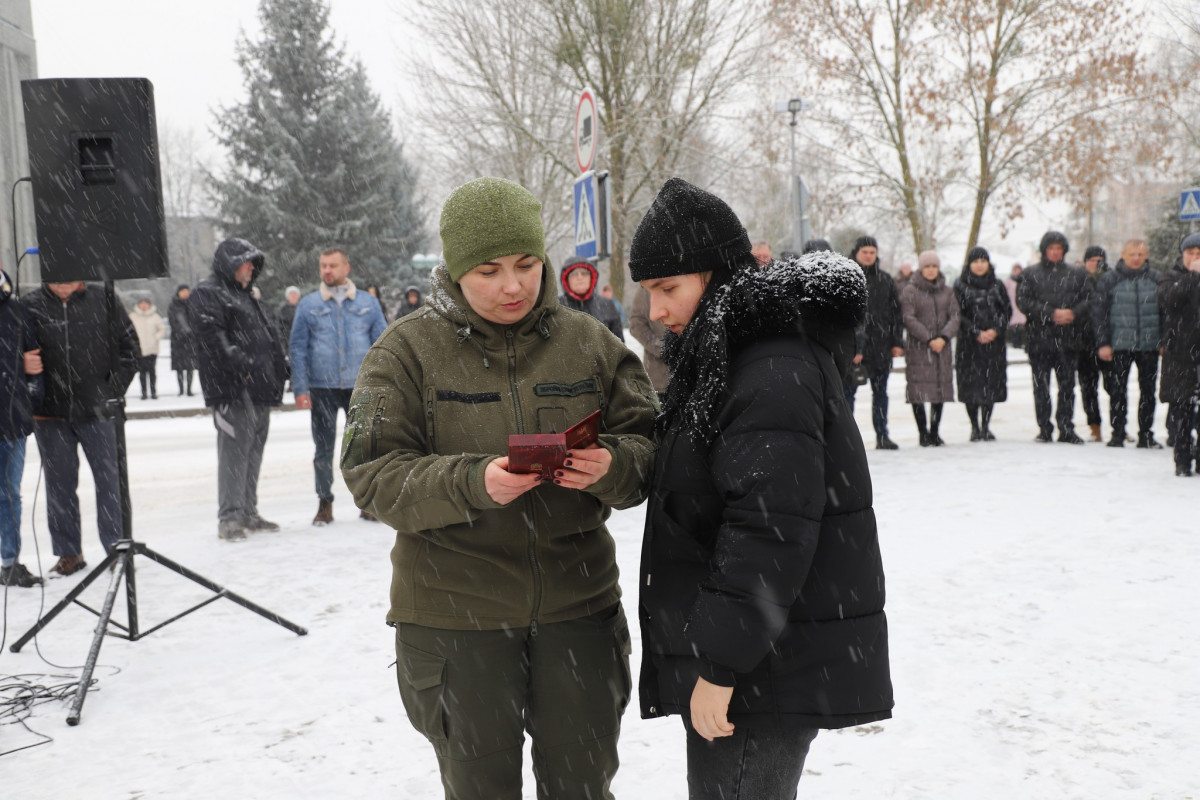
[574,172,598,259]
[1180,188,1200,221]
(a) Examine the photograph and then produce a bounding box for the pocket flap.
[402,647,446,691]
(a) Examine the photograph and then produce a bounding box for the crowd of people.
[3,171,1199,797]
[717,230,1200,481]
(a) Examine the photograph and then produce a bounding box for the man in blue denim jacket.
[290,248,387,525]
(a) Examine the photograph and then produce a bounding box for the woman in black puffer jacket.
[954,246,1011,441]
[629,178,893,800]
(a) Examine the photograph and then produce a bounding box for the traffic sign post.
[1180,188,1200,222]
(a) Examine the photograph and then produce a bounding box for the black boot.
[967,404,981,442]
[981,403,996,441]
[876,435,899,450]
[913,404,930,446]
[929,403,945,446]
[186,369,195,396]
[178,371,186,396]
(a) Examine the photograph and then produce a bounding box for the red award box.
[507,409,602,475]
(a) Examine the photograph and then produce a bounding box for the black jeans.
[1076,351,1107,427]
[310,387,353,502]
[685,720,819,800]
[1029,350,1077,435]
[1104,351,1159,437]
[33,418,122,557]
[844,366,891,437]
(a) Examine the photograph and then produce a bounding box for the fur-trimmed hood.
[660,250,866,444]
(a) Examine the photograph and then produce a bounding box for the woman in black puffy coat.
[954,247,1011,441]
[628,178,892,799]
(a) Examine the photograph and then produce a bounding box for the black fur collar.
[660,251,867,445]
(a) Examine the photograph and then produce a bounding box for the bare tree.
[931,0,1170,260]
[771,0,952,255]
[158,123,215,218]
[405,0,766,302]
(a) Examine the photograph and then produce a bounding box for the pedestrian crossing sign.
[574,171,610,260]
[575,173,597,258]
[1180,188,1200,221]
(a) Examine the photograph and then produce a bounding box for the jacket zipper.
[369,396,388,460]
[507,329,542,635]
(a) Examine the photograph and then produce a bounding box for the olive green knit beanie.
[439,177,547,282]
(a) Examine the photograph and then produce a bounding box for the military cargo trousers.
[394,604,632,800]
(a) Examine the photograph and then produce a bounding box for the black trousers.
[137,354,158,398]
[1029,350,1078,435]
[33,418,122,557]
[1076,351,1107,427]
[1167,401,1199,468]
[1104,351,1159,437]
[844,366,892,437]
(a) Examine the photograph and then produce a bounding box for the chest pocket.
[532,376,605,434]
[307,307,334,334]
[425,387,506,455]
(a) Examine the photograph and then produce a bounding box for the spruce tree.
[210,0,424,299]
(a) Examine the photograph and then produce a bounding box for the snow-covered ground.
[2,353,1196,799]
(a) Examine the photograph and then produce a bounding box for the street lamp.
[775,98,812,252]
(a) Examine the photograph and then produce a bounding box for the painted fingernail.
[564,460,573,467]
[555,470,564,478]
[553,479,562,485]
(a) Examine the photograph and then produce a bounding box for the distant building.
[0,0,37,285]
[1071,175,1176,261]
[120,216,223,311]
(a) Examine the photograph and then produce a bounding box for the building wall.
[0,0,36,287]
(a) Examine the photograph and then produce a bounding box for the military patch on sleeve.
[533,378,599,397]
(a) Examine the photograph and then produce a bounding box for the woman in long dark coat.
[954,247,1011,441]
[167,284,198,396]
[901,251,961,446]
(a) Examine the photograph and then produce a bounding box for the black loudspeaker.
[21,77,168,282]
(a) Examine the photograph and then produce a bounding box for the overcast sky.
[30,0,418,156]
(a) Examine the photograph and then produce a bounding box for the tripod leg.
[67,552,129,726]
[136,544,307,636]
[9,549,119,653]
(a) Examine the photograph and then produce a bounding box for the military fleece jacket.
[341,263,658,631]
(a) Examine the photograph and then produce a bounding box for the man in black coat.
[1017,231,1091,443]
[1158,233,1200,475]
[23,281,138,576]
[844,235,905,449]
[190,238,289,541]
[0,266,44,587]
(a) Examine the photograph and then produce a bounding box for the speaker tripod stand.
[8,282,305,726]
[10,538,308,725]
